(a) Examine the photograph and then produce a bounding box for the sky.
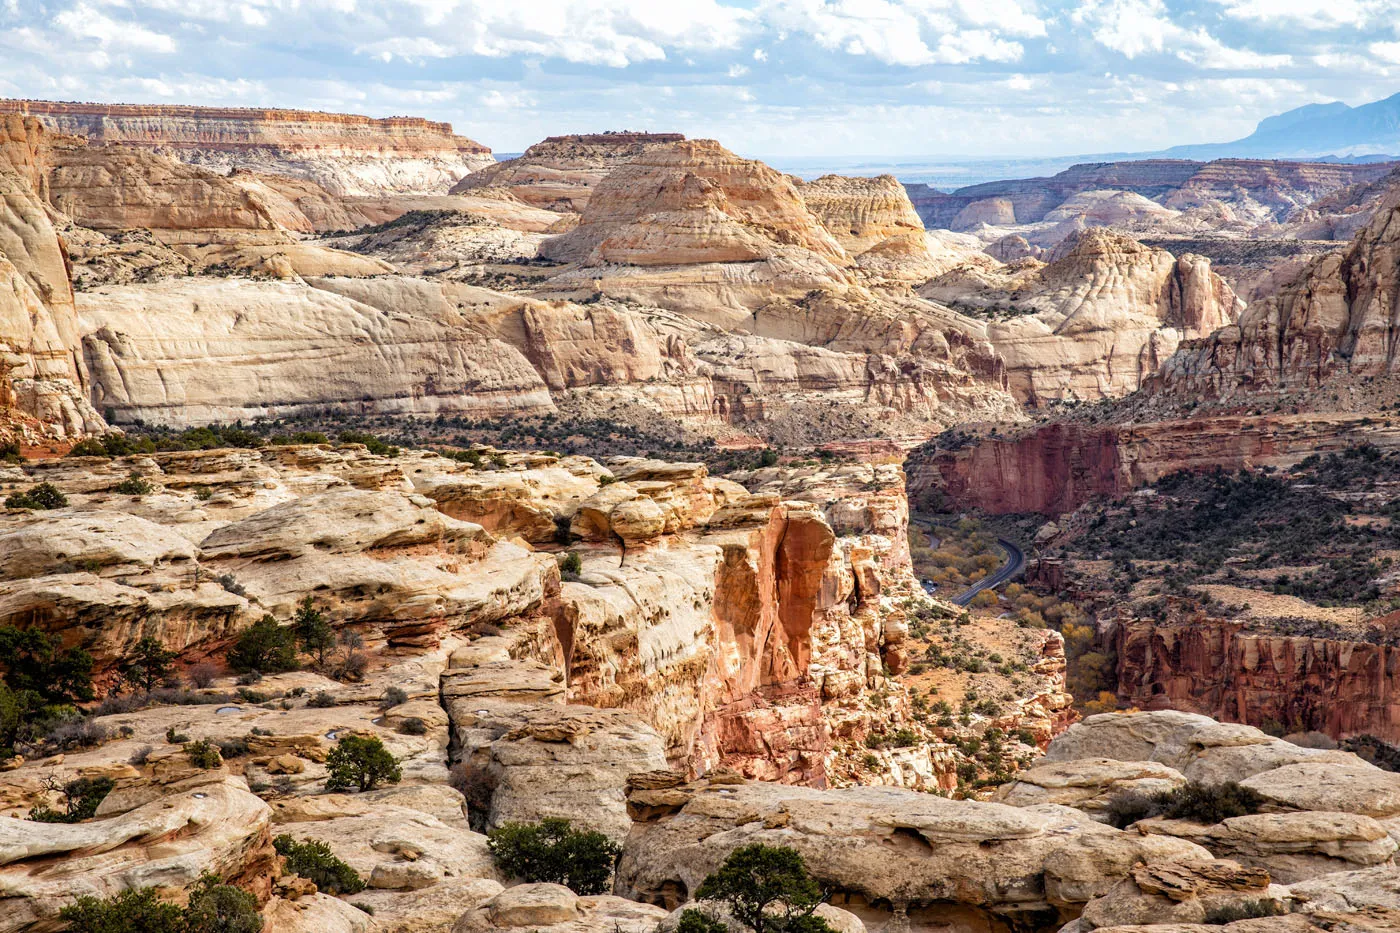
[4,0,1400,159]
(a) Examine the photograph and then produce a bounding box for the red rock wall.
[1114,618,1400,741]
[909,413,1400,515]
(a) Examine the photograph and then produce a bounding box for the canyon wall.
[0,99,493,196]
[1113,617,1400,743]
[923,229,1242,403]
[0,114,104,440]
[907,157,1394,230]
[1155,172,1400,399]
[907,412,1400,515]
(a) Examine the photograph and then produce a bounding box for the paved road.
[949,537,1025,606]
[911,513,1026,607]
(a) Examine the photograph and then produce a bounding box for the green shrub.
[186,739,222,769]
[59,874,264,930]
[274,834,366,894]
[337,430,399,457]
[227,616,299,674]
[325,734,401,792]
[28,776,114,823]
[694,844,833,933]
[382,686,408,708]
[678,910,732,933]
[184,874,264,933]
[1106,781,1267,828]
[0,625,94,705]
[1159,781,1266,823]
[113,472,153,496]
[306,691,337,709]
[59,887,186,933]
[5,482,68,510]
[486,817,621,894]
[560,551,582,580]
[397,717,427,736]
[1203,899,1286,924]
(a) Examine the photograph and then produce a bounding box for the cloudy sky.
[3,0,1400,159]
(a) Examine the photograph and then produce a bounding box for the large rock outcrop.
[907,158,1392,231]
[906,411,1400,515]
[1112,617,1400,744]
[0,114,104,440]
[921,229,1242,403]
[79,277,555,425]
[0,99,493,196]
[1155,173,1400,399]
[451,133,686,212]
[539,139,847,269]
[797,174,938,278]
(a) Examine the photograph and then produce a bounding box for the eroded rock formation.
[0,99,493,196]
[1112,616,1400,744]
[907,412,1400,514]
[922,229,1242,403]
[0,114,104,440]
[451,133,686,212]
[1155,172,1400,400]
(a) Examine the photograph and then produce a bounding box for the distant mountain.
[1159,92,1400,161]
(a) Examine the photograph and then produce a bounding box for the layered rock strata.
[0,99,493,196]
[1155,173,1400,399]
[451,133,686,211]
[0,114,104,439]
[907,412,1400,515]
[922,229,1242,403]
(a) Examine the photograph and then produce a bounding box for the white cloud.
[1210,0,1385,27]
[1073,0,1290,69]
[54,4,177,54]
[760,0,1036,66]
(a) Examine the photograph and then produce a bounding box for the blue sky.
[4,0,1400,158]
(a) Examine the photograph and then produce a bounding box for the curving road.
[911,512,1026,606]
[949,537,1025,607]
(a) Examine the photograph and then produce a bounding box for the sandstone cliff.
[796,174,938,279]
[0,99,493,196]
[1112,616,1400,744]
[906,412,1400,514]
[0,114,104,440]
[79,277,556,425]
[539,139,847,268]
[451,133,686,212]
[1,440,1398,930]
[1155,173,1400,400]
[922,229,1242,403]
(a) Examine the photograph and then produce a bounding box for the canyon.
[5,88,1400,933]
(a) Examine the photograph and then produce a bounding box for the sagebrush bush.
[1105,781,1266,828]
[185,739,222,769]
[1203,899,1286,924]
[398,716,427,736]
[487,817,621,894]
